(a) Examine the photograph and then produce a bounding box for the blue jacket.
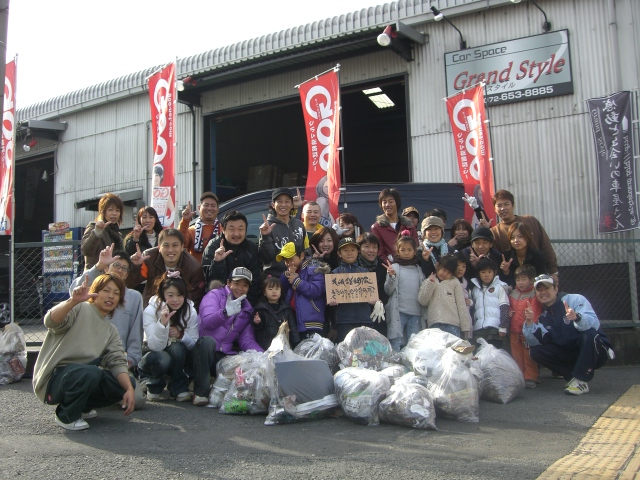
[523,294,602,348]
[280,259,330,333]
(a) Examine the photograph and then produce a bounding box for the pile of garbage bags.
[0,323,27,386]
[206,326,523,429]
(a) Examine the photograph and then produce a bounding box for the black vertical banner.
[587,91,638,234]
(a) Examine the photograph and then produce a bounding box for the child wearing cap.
[193,267,263,406]
[277,242,331,339]
[459,226,506,283]
[402,207,421,239]
[384,232,427,351]
[508,264,542,388]
[328,238,381,343]
[259,187,309,277]
[470,257,510,348]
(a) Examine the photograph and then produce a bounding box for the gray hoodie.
[258,212,307,276]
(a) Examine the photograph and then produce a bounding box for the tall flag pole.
[296,65,342,228]
[147,63,177,227]
[445,83,496,226]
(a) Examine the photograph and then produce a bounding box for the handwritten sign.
[325,273,378,304]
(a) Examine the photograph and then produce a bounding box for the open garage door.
[204,76,409,201]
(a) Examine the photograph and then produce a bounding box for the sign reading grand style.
[445,30,573,106]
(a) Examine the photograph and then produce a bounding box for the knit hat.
[337,237,360,251]
[421,215,445,232]
[471,226,494,243]
[271,187,294,203]
[402,206,419,219]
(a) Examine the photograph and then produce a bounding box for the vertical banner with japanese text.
[148,63,176,228]
[0,59,16,235]
[445,84,495,225]
[299,68,341,227]
[587,91,638,234]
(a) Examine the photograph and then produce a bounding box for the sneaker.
[82,410,97,419]
[564,378,589,395]
[138,378,148,394]
[175,392,193,402]
[551,371,564,379]
[525,380,537,389]
[192,395,209,407]
[55,416,89,431]
[147,391,169,401]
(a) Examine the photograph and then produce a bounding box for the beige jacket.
[418,277,471,334]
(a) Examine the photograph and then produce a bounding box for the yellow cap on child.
[276,242,298,262]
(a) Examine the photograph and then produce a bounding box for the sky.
[7,0,380,108]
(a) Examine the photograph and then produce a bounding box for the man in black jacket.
[201,210,262,305]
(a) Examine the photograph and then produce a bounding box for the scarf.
[394,256,418,267]
[423,238,448,267]
[193,217,220,253]
[358,254,378,271]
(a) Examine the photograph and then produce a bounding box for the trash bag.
[403,328,473,377]
[220,352,271,415]
[426,350,479,422]
[265,323,339,425]
[334,367,391,426]
[394,371,429,389]
[337,326,401,371]
[379,382,437,430]
[293,334,341,373]
[208,350,263,408]
[379,365,407,385]
[475,338,525,404]
[0,323,27,386]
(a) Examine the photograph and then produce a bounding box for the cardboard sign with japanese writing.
[326,273,378,304]
[587,91,638,234]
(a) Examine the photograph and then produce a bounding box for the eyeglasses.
[534,274,553,284]
[111,262,129,273]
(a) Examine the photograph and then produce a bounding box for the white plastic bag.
[208,350,262,408]
[403,328,473,377]
[293,334,340,373]
[219,352,271,415]
[0,323,27,386]
[334,367,391,426]
[475,338,525,404]
[427,350,479,422]
[337,326,401,371]
[379,382,437,430]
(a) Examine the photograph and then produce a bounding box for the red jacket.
[370,214,418,261]
[508,285,542,334]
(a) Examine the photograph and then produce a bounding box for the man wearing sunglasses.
[522,274,614,395]
[69,244,144,371]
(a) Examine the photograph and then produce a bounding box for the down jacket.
[198,285,263,354]
[143,296,199,352]
[253,300,300,350]
[471,276,509,333]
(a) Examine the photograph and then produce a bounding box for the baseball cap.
[276,242,301,262]
[337,237,360,251]
[534,274,556,288]
[271,187,294,203]
[403,206,419,218]
[230,267,252,282]
[421,215,445,232]
[471,226,494,243]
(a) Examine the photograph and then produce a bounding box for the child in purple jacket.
[191,267,263,407]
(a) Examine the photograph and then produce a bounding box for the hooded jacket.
[280,258,330,333]
[253,299,300,350]
[259,213,308,277]
[471,275,510,332]
[370,214,418,261]
[143,296,199,352]
[508,284,542,334]
[198,285,263,354]
[202,236,261,305]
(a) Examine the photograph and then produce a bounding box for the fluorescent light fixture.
[362,87,383,95]
[368,94,395,109]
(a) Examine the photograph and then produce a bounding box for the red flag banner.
[299,69,341,227]
[445,84,495,225]
[148,63,176,228]
[0,60,16,235]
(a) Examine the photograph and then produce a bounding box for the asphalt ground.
[0,365,638,480]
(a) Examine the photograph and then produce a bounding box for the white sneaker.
[55,416,89,431]
[564,378,589,395]
[82,410,97,419]
[147,391,169,401]
[175,392,193,402]
[192,395,209,407]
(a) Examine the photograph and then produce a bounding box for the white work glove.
[225,294,246,316]
[462,193,479,210]
[370,300,386,323]
[332,223,345,236]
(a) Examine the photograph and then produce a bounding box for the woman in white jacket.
[138,271,199,402]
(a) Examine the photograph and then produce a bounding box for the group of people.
[32,187,614,431]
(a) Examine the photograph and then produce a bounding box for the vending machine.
[42,226,83,312]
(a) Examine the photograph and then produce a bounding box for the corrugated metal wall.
[408,0,640,240]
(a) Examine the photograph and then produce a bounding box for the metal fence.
[10,239,640,347]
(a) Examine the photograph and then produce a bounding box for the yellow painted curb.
[538,385,640,480]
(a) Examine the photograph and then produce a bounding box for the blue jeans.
[138,341,191,397]
[191,336,227,398]
[390,313,421,352]
[430,323,462,339]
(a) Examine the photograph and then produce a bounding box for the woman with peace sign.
[81,193,125,270]
[33,273,139,431]
[125,206,163,255]
[500,222,547,287]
